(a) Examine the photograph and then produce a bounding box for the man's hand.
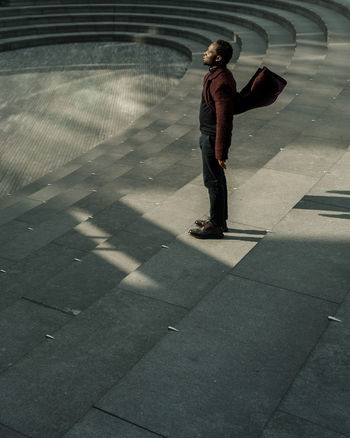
[218,160,226,170]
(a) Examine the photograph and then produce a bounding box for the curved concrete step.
[0,0,334,202]
[0,0,348,199]
[0,2,298,89]
[0,1,297,54]
[1,1,318,87]
[0,0,330,84]
[0,3,293,62]
[283,0,350,96]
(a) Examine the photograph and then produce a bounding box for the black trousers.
[200,133,228,227]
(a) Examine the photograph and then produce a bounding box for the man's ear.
[216,55,222,63]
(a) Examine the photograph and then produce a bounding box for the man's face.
[203,43,221,67]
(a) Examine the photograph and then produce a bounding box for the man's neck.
[209,64,226,72]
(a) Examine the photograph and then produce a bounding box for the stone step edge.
[0,0,326,40]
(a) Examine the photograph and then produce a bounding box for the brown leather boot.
[189,223,224,239]
[195,219,228,232]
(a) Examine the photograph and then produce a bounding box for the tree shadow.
[294,194,350,217]
[1,165,349,436]
[319,213,350,220]
[327,190,350,196]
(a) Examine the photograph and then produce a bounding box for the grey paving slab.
[0,424,26,438]
[0,290,186,438]
[121,153,180,182]
[119,223,260,308]
[34,165,97,192]
[306,151,350,211]
[139,190,208,236]
[99,175,171,205]
[23,246,127,313]
[218,166,259,191]
[231,115,268,134]
[66,174,112,194]
[127,114,163,132]
[0,219,30,245]
[0,257,15,273]
[291,86,344,108]
[174,113,198,126]
[254,119,302,145]
[150,161,199,190]
[137,132,191,157]
[265,135,346,178]
[77,198,143,236]
[233,199,350,303]
[97,275,336,438]
[163,136,200,158]
[175,148,203,174]
[270,103,326,127]
[63,408,163,438]
[13,162,85,198]
[230,137,286,170]
[0,243,86,311]
[0,198,42,227]
[123,215,176,250]
[0,299,71,373]
[0,194,23,210]
[327,85,350,114]
[105,193,157,217]
[126,129,159,148]
[108,161,200,206]
[228,168,317,229]
[280,291,350,436]
[0,210,86,261]
[69,185,124,217]
[112,149,156,168]
[53,218,111,252]
[146,118,172,132]
[53,162,131,191]
[262,411,347,438]
[95,228,166,268]
[141,106,184,123]
[162,123,194,140]
[172,126,199,144]
[0,41,188,196]
[230,119,303,170]
[315,58,350,87]
[70,149,127,169]
[26,184,67,203]
[16,188,91,225]
[300,110,350,143]
[153,182,208,217]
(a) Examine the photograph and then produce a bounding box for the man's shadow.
[223,228,267,242]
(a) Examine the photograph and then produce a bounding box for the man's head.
[203,40,233,67]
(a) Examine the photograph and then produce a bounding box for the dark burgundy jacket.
[203,66,236,161]
[203,66,287,160]
[235,67,287,114]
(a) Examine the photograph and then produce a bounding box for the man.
[189,40,236,239]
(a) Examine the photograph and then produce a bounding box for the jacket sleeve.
[211,81,235,160]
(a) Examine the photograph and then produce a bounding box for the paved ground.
[0,1,350,437]
[0,42,189,196]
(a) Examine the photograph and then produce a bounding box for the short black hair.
[215,40,233,65]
